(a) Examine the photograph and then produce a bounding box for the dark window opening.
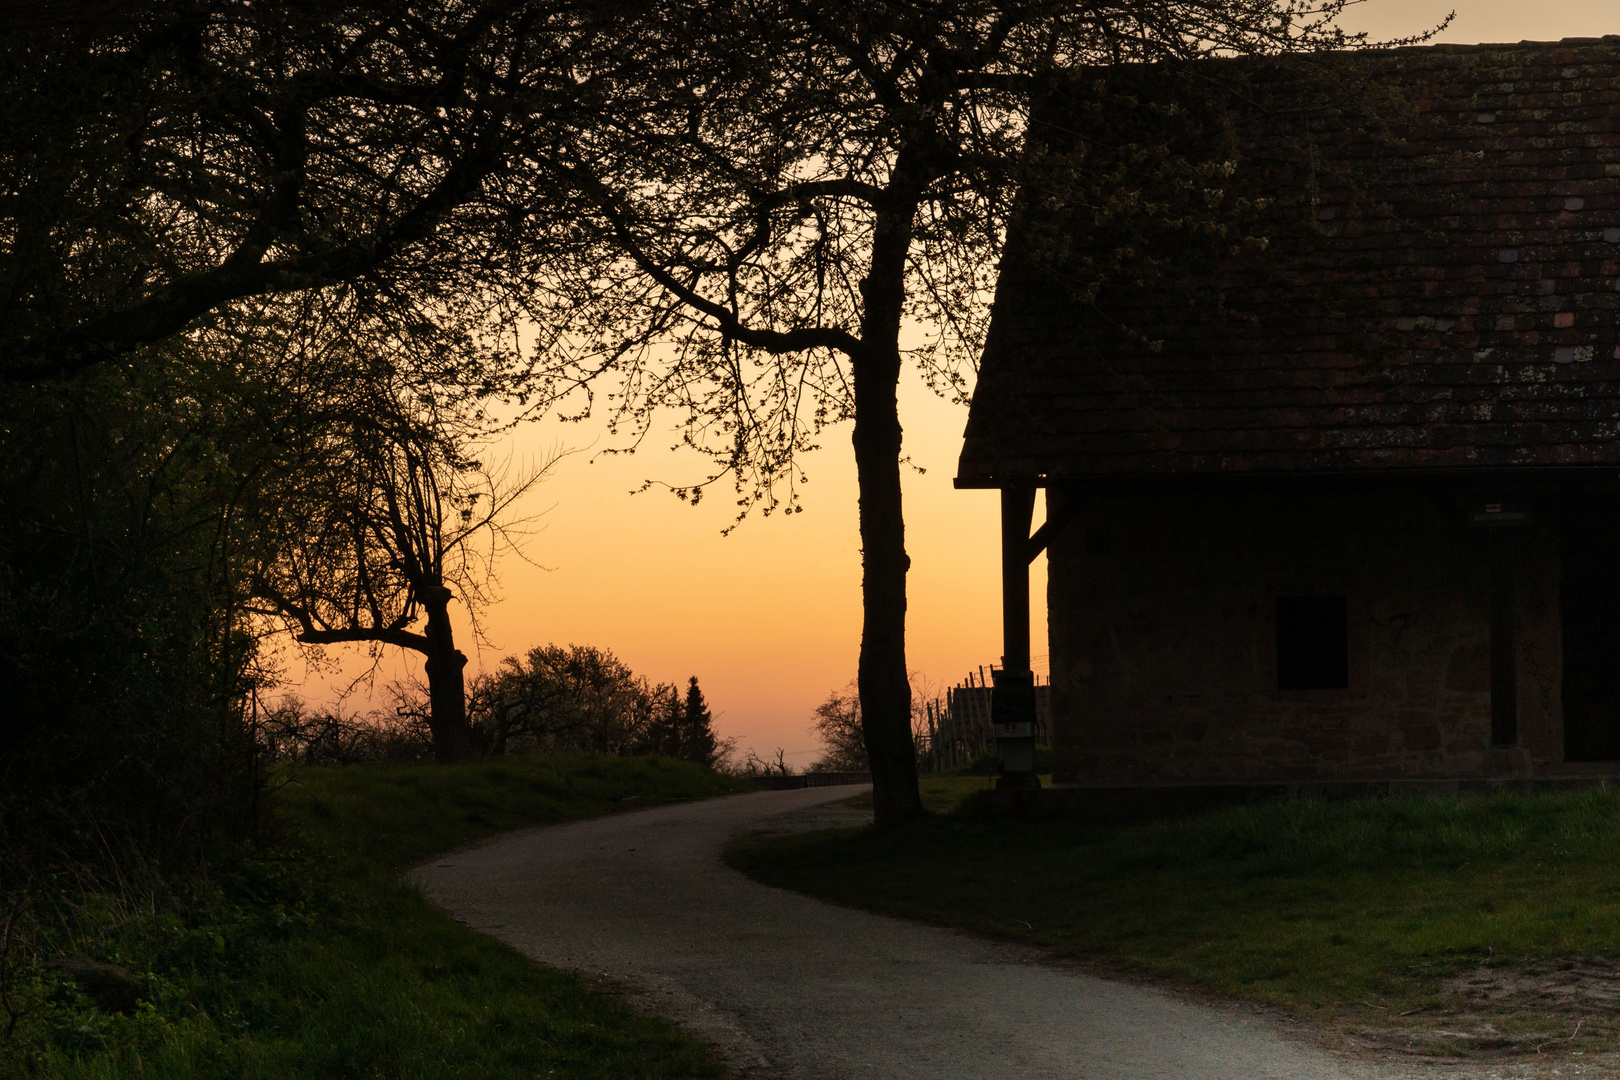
[1276,596,1349,690]
[1489,543,1518,747]
[1562,497,1620,760]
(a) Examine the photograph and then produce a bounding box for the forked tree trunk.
[854,194,924,826]
[420,584,474,763]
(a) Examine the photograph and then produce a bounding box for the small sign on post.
[990,667,1040,789]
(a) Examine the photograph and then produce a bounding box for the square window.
[1276,596,1349,690]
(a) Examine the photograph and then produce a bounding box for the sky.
[293,0,1618,766]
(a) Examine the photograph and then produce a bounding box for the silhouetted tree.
[541,0,1434,822]
[465,645,734,764]
[0,0,627,386]
[250,366,550,763]
[469,644,663,756]
[0,358,273,855]
[679,676,721,767]
[808,683,867,773]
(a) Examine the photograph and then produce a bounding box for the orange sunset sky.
[294,0,1618,766]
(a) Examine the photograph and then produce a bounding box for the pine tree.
[655,684,685,758]
[681,677,718,767]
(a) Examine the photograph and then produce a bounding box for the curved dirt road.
[412,787,1408,1080]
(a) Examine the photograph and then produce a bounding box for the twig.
[1535,1019,1581,1055]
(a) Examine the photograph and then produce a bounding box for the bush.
[253,699,433,766]
[0,368,269,871]
[462,645,733,767]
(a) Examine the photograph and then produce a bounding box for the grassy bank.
[729,788,1620,1056]
[11,755,752,1079]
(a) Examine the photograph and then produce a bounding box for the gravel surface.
[409,787,1580,1080]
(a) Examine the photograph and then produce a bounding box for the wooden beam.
[1024,499,1077,563]
[1001,484,1036,672]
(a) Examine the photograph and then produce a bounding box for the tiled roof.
[958,38,1620,485]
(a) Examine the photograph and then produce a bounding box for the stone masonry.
[1046,484,1566,784]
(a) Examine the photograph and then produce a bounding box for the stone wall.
[1046,484,1564,784]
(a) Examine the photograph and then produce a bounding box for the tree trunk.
[854,196,924,826]
[421,584,474,763]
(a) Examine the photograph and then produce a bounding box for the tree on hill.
[468,643,669,756]
[808,673,940,773]
[464,646,734,765]
[679,676,722,767]
[249,354,552,763]
[541,0,1435,822]
[808,683,867,774]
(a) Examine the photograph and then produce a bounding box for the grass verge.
[12,755,752,1079]
[728,787,1620,1059]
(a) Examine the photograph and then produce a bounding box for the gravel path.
[410,787,1456,1079]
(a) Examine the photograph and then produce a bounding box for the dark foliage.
[677,677,721,768]
[0,0,622,868]
[807,685,868,774]
[253,698,435,767]
[465,645,733,766]
[0,0,622,384]
[0,359,270,869]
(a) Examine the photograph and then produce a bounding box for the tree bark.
[421,584,474,763]
[854,194,924,826]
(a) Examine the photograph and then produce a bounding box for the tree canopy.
[536,0,1435,822]
[247,336,553,761]
[0,0,633,385]
[466,644,732,764]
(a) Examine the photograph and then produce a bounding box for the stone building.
[957,38,1620,787]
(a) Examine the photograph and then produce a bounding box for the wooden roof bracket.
[1024,498,1076,564]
